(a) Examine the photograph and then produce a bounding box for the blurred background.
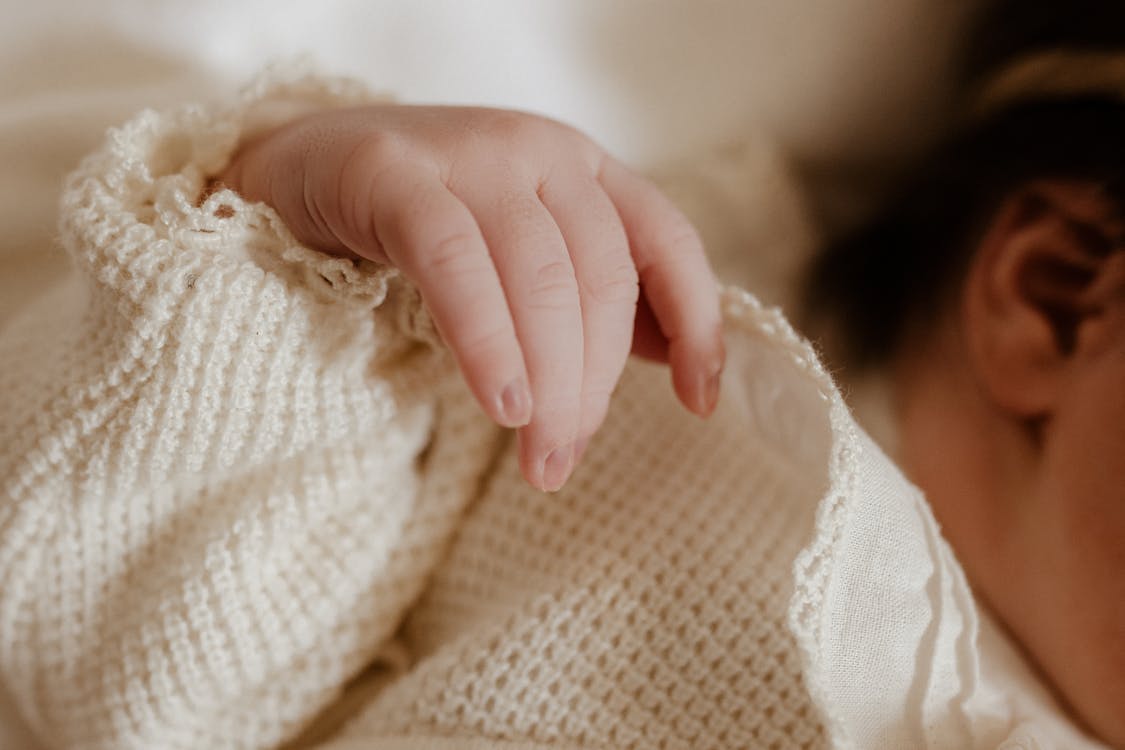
[0,2,982,744]
[1,0,982,318]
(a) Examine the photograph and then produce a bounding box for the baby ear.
[962,181,1122,417]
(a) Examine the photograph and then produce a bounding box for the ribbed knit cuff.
[58,62,438,344]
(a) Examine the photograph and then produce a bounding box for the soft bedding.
[8,3,1087,749]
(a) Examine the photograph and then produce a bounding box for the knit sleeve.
[0,68,499,750]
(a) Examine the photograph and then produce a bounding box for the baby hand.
[219,105,724,491]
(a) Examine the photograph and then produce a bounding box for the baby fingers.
[455,182,585,492]
[538,166,638,464]
[370,166,534,431]
[599,157,725,417]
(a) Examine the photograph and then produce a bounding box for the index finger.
[371,167,534,430]
[598,157,725,416]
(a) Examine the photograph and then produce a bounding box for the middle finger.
[456,181,584,492]
[538,168,638,463]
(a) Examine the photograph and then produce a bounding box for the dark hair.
[803,0,1125,370]
[960,0,1125,82]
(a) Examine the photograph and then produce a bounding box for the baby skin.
[221,105,1124,747]
[220,105,726,493]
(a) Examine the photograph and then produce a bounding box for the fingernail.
[542,443,574,492]
[497,378,532,427]
[704,370,721,415]
[698,366,722,417]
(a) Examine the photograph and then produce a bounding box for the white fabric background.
[6,0,974,164]
[0,0,978,324]
[0,3,979,748]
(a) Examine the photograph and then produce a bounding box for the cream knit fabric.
[0,70,1108,750]
[0,70,497,748]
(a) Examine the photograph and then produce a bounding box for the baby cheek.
[1048,355,1125,548]
[1043,354,1125,627]
[1035,356,1125,741]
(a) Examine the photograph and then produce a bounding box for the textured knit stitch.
[0,68,833,750]
[342,336,831,750]
[0,69,500,750]
[0,69,1108,750]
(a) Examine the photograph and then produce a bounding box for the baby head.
[805,0,1125,744]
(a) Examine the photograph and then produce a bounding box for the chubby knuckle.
[527,260,579,308]
[338,133,409,223]
[663,218,705,258]
[458,324,512,358]
[644,251,696,282]
[423,231,485,276]
[351,129,406,170]
[480,109,543,145]
[638,237,704,285]
[540,119,592,152]
[636,216,701,266]
[480,109,589,155]
[585,262,640,305]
